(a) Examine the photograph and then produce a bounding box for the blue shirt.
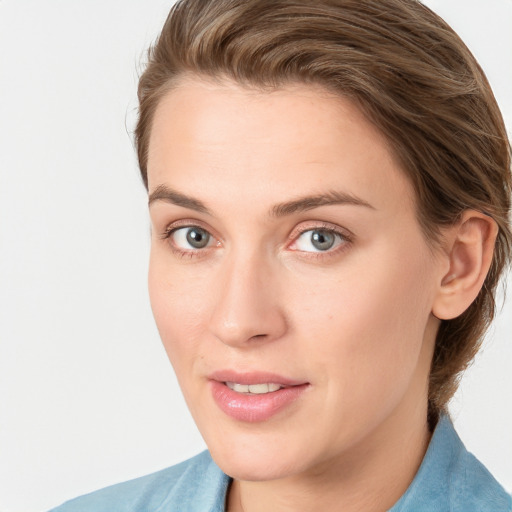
[50,415,511,511]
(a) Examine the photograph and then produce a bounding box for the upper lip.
[209,370,308,387]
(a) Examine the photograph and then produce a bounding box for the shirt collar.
[389,413,511,511]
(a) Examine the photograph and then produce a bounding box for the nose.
[208,250,287,348]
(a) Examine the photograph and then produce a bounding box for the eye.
[292,228,346,252]
[169,226,213,250]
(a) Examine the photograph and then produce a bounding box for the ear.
[432,210,498,320]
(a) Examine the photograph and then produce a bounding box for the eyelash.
[160,220,217,260]
[160,221,352,260]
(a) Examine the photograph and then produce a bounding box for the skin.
[146,78,490,512]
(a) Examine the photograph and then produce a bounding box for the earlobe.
[432,211,498,320]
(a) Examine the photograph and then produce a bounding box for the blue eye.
[170,226,212,249]
[294,229,344,252]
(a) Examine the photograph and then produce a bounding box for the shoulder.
[451,441,512,511]
[442,417,511,511]
[49,450,231,512]
[391,414,512,512]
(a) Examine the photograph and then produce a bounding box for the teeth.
[227,382,249,393]
[226,382,283,394]
[249,383,273,394]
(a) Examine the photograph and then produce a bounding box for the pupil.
[186,228,209,248]
[311,230,335,251]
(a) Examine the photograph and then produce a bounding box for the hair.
[135,0,512,426]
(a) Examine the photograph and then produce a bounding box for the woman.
[51,0,512,510]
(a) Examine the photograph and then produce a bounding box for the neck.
[227,396,432,512]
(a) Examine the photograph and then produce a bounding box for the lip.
[209,370,307,387]
[209,370,310,423]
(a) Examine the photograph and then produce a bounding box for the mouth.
[209,371,310,422]
[225,382,284,394]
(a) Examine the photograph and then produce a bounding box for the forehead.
[147,78,416,217]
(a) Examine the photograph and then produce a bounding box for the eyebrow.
[148,184,375,217]
[270,190,375,217]
[148,184,211,214]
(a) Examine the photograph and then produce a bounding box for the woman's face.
[147,78,444,481]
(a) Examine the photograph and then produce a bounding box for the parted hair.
[135,0,512,426]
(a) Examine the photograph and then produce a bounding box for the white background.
[0,1,510,511]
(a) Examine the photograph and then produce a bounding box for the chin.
[214,452,300,482]
[205,429,313,482]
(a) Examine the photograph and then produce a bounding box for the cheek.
[148,253,210,369]
[289,245,435,393]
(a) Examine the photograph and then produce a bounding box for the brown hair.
[135,0,512,425]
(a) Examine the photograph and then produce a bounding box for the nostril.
[250,334,267,340]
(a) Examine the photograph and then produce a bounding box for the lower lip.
[210,381,309,422]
